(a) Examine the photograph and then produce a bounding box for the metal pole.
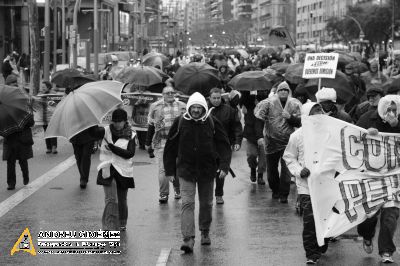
[94,0,99,75]
[157,9,161,52]
[62,0,66,64]
[44,0,50,81]
[72,0,81,68]
[141,0,145,54]
[53,6,57,72]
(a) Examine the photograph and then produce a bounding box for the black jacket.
[163,115,232,183]
[357,110,400,133]
[209,103,243,146]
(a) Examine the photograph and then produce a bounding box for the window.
[319,1,322,8]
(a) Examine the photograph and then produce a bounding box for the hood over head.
[301,102,320,116]
[377,95,400,119]
[184,92,210,121]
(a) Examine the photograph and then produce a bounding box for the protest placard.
[302,115,400,246]
[302,53,339,79]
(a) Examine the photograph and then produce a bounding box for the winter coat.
[163,115,232,183]
[283,127,309,195]
[357,110,400,134]
[3,116,34,161]
[2,60,13,79]
[209,103,243,146]
[92,126,136,189]
[254,95,301,154]
[330,105,353,123]
[243,107,264,144]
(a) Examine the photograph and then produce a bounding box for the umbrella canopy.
[228,71,272,91]
[335,51,356,70]
[142,52,170,69]
[51,68,95,89]
[115,66,169,86]
[349,52,362,61]
[303,70,354,104]
[258,46,278,56]
[285,63,305,84]
[346,61,368,74]
[45,81,124,140]
[0,85,33,137]
[269,62,290,74]
[174,62,221,96]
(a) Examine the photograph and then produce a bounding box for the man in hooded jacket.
[164,92,231,253]
[254,81,302,203]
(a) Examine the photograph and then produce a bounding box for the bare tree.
[28,0,40,95]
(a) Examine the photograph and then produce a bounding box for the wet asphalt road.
[0,128,400,265]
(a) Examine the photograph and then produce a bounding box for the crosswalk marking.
[156,248,171,266]
[0,156,76,218]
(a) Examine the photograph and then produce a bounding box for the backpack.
[170,115,215,140]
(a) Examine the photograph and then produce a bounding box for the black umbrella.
[51,68,95,89]
[0,85,33,137]
[228,71,272,91]
[301,70,355,104]
[174,62,221,96]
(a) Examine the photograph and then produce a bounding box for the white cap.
[316,87,337,103]
[186,92,208,121]
[111,55,118,62]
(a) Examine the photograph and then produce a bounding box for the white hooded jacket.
[283,102,320,195]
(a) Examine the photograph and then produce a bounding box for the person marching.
[146,86,186,203]
[254,81,302,203]
[208,87,242,204]
[91,108,136,231]
[356,95,400,263]
[283,102,328,264]
[163,92,231,253]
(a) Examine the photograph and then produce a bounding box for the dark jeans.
[43,125,57,150]
[215,174,225,197]
[7,159,29,187]
[136,130,147,148]
[72,142,94,183]
[103,178,129,227]
[357,207,399,255]
[300,194,328,260]
[266,149,291,198]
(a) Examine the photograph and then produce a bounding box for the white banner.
[302,53,339,79]
[302,115,400,246]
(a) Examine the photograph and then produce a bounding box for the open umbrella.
[51,68,95,89]
[0,85,33,137]
[174,62,221,96]
[285,63,305,84]
[142,52,170,69]
[346,61,368,74]
[302,70,354,104]
[258,46,278,56]
[228,71,272,91]
[335,51,356,70]
[115,66,169,86]
[269,62,290,74]
[45,81,124,140]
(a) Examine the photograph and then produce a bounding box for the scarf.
[110,122,132,140]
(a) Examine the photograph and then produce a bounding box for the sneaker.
[174,191,181,199]
[159,195,168,203]
[46,149,52,154]
[381,253,394,263]
[216,196,224,204]
[363,239,373,254]
[7,186,15,190]
[180,237,195,253]
[201,231,211,245]
[306,258,318,264]
[250,168,256,182]
[23,178,29,185]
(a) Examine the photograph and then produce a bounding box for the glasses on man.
[163,91,175,95]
